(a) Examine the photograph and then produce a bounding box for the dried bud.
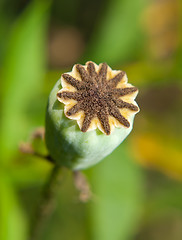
[45,61,139,170]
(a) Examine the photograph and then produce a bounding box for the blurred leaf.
[124,61,175,87]
[0,170,27,240]
[174,1,182,80]
[0,1,9,64]
[0,0,51,164]
[145,185,182,222]
[88,142,144,240]
[85,0,146,65]
[132,132,182,180]
[9,156,52,188]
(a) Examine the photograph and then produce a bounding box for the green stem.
[30,165,62,240]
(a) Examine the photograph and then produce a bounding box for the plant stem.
[30,165,62,240]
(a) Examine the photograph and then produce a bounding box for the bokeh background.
[0,0,182,239]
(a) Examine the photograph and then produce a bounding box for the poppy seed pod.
[45,61,139,170]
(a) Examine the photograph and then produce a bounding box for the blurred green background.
[0,0,182,239]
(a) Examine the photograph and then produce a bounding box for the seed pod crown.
[57,61,139,135]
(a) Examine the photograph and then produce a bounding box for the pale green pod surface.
[45,62,139,170]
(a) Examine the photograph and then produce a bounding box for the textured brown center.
[57,62,138,135]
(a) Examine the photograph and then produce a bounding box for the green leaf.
[89,142,144,240]
[144,184,182,223]
[85,0,146,65]
[0,170,27,240]
[0,1,51,164]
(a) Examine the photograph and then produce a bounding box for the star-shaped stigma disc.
[57,61,139,135]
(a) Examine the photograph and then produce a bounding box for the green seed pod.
[45,61,139,170]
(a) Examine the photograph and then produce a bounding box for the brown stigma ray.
[57,61,139,135]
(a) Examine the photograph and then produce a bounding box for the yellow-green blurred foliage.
[0,0,182,240]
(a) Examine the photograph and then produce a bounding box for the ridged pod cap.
[45,61,139,170]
